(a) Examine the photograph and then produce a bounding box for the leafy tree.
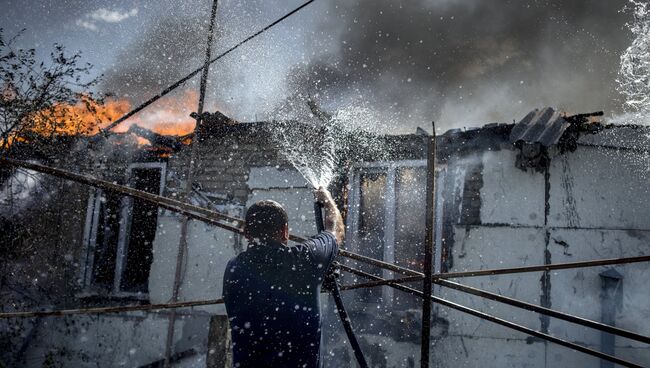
[0,29,107,260]
[0,28,104,155]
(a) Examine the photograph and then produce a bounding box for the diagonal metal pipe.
[0,299,225,319]
[434,278,650,345]
[337,254,650,290]
[340,268,650,346]
[337,264,645,368]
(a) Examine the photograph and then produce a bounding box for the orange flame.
[27,97,130,136]
[24,90,200,143]
[118,90,199,137]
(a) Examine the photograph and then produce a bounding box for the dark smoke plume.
[102,0,634,133]
[292,0,631,132]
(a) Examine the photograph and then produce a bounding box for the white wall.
[9,207,239,368]
[433,146,650,367]
[150,212,239,315]
[548,147,650,229]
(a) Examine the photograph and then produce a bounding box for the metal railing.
[2,157,650,368]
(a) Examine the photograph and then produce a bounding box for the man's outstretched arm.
[314,187,345,246]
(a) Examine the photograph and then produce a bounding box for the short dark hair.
[244,200,288,242]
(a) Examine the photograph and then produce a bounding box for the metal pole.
[431,255,649,279]
[338,249,421,277]
[0,158,243,226]
[164,2,219,366]
[0,299,224,319]
[340,254,650,289]
[420,122,436,368]
[339,265,650,345]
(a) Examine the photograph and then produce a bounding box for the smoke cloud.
[102,0,634,133]
[289,0,632,132]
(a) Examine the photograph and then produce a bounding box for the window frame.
[346,160,446,308]
[80,162,166,299]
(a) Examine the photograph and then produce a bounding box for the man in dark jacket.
[223,187,344,368]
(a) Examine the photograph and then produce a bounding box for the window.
[81,162,166,297]
[357,171,387,304]
[347,161,443,310]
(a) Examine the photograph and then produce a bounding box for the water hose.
[314,202,369,368]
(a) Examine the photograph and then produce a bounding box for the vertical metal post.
[421,122,436,368]
[163,1,219,366]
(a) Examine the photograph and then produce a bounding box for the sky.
[0,0,638,133]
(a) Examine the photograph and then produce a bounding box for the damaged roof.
[509,107,570,146]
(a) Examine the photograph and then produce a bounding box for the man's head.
[244,200,289,244]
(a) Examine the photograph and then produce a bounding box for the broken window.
[87,191,121,289]
[347,161,434,310]
[82,163,166,297]
[357,171,387,304]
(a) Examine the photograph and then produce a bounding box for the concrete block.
[442,226,546,338]
[480,150,545,226]
[548,228,650,348]
[548,147,650,229]
[248,166,311,190]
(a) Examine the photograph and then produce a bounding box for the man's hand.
[314,187,345,246]
[314,186,335,206]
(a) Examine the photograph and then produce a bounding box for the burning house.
[1,106,649,367]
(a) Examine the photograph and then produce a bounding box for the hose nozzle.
[314,201,325,233]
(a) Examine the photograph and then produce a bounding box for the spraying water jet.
[270,98,389,189]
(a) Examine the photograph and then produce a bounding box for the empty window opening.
[89,192,121,289]
[82,162,165,297]
[119,167,162,293]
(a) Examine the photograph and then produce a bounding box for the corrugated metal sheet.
[509,107,570,146]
